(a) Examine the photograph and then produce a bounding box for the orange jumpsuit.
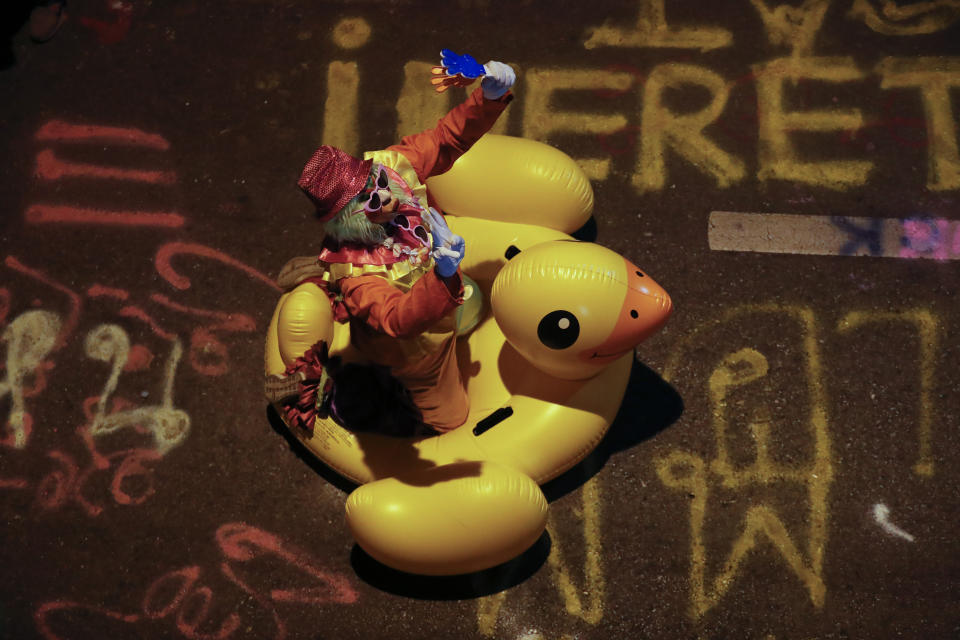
[329,87,512,431]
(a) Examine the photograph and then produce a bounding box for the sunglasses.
[358,165,391,214]
[392,213,430,245]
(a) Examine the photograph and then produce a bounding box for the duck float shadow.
[265,134,672,576]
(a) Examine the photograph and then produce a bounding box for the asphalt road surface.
[2,1,959,639]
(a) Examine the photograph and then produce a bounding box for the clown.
[273,59,517,435]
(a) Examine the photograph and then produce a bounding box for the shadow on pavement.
[266,405,360,494]
[266,356,680,597]
[350,532,551,600]
[542,359,684,502]
[570,215,598,242]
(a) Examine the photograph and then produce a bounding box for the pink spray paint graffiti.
[30,119,185,229]
[35,523,359,640]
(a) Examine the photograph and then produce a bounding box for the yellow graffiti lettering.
[85,325,190,460]
[584,0,732,51]
[658,305,833,619]
[545,476,604,625]
[322,61,361,155]
[755,57,872,188]
[877,57,960,191]
[397,62,511,139]
[476,590,507,638]
[477,476,605,635]
[397,61,454,139]
[0,310,60,448]
[522,68,634,180]
[849,0,960,35]
[748,0,831,56]
[837,309,939,476]
[654,451,708,618]
[322,19,368,154]
[331,16,371,49]
[635,63,746,192]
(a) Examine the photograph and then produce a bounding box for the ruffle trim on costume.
[315,257,433,286]
[302,258,433,323]
[319,242,402,266]
[275,341,334,435]
[318,238,431,268]
[363,149,430,212]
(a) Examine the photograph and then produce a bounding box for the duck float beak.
[579,259,672,365]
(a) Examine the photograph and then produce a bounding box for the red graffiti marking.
[88,282,252,376]
[142,566,241,639]
[0,433,31,490]
[216,523,359,605]
[86,284,129,301]
[0,477,29,489]
[36,149,177,184]
[0,413,32,449]
[36,447,161,516]
[155,242,280,292]
[36,601,140,640]
[36,523,359,640]
[151,294,256,376]
[116,305,177,340]
[0,287,10,324]
[596,124,644,157]
[87,286,178,345]
[124,343,155,371]
[5,256,82,350]
[35,119,169,150]
[108,450,162,506]
[25,204,186,229]
[217,202,243,215]
[34,450,79,510]
[841,94,928,151]
[30,119,183,228]
[2,278,190,505]
[149,296,256,331]
[142,566,204,619]
[79,1,134,45]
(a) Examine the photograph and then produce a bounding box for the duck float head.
[265,134,672,575]
[492,240,671,381]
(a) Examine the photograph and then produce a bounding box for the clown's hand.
[481,61,515,100]
[431,49,485,93]
[426,207,465,278]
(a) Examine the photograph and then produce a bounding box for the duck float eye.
[537,310,580,349]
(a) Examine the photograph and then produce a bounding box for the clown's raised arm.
[387,61,516,183]
[283,61,517,433]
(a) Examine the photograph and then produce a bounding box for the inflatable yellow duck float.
[265,135,672,575]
